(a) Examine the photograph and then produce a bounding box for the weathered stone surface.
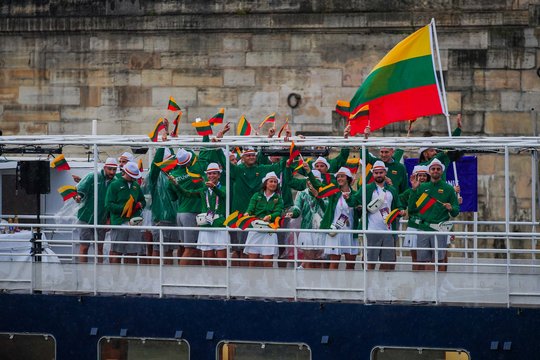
[439,30,489,50]
[520,69,540,92]
[321,87,356,107]
[485,111,533,135]
[101,87,118,106]
[198,88,238,107]
[447,91,462,113]
[80,86,101,107]
[209,53,245,68]
[172,69,223,87]
[160,53,208,69]
[90,36,144,51]
[500,91,538,112]
[117,86,151,107]
[486,49,536,69]
[473,70,521,90]
[152,87,197,108]
[2,110,60,122]
[224,69,255,87]
[237,91,280,109]
[246,52,284,67]
[141,70,172,86]
[0,87,19,103]
[462,91,500,111]
[20,122,48,135]
[223,37,249,52]
[252,34,290,51]
[143,36,170,52]
[18,86,80,105]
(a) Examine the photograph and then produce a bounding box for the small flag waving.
[335,100,350,118]
[148,118,168,142]
[258,113,276,128]
[277,118,289,138]
[237,115,252,136]
[58,185,77,201]
[121,195,135,218]
[317,183,341,199]
[155,158,177,173]
[415,192,437,214]
[288,141,301,165]
[50,154,70,171]
[349,22,444,133]
[191,120,213,136]
[171,111,182,137]
[167,96,181,111]
[208,108,225,125]
[349,105,370,136]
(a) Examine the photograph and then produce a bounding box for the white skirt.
[298,232,325,250]
[403,226,418,248]
[244,231,278,256]
[324,233,359,256]
[197,229,229,251]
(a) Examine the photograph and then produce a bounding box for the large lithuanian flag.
[349,22,444,135]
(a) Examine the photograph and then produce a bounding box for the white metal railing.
[1,134,539,307]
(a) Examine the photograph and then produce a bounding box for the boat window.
[217,341,311,360]
[0,332,56,359]
[371,346,470,360]
[99,337,189,360]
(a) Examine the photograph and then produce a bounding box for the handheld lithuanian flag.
[385,208,401,225]
[208,108,225,125]
[237,115,252,136]
[335,100,350,118]
[258,113,276,128]
[167,96,181,111]
[191,120,213,136]
[416,192,438,214]
[277,118,289,138]
[121,195,135,218]
[223,211,240,228]
[50,154,70,171]
[155,158,177,173]
[317,183,341,199]
[236,215,257,230]
[186,168,203,183]
[57,185,77,201]
[171,111,182,137]
[349,21,444,134]
[148,117,168,142]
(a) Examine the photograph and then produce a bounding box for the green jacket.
[291,188,327,229]
[348,182,401,230]
[228,160,284,214]
[146,147,177,223]
[246,191,284,221]
[172,183,227,228]
[407,180,460,231]
[399,188,420,228]
[361,151,409,195]
[105,176,146,225]
[77,170,111,225]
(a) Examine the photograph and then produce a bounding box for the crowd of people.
[74,116,463,271]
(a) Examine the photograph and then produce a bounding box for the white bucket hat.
[428,158,445,172]
[262,171,280,184]
[119,152,134,162]
[336,167,353,179]
[205,162,222,174]
[176,149,193,166]
[123,161,142,179]
[371,160,388,173]
[312,157,330,170]
[104,157,119,168]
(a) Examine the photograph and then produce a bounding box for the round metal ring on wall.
[287,93,301,109]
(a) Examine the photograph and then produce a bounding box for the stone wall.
[0,0,539,226]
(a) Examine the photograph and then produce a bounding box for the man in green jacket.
[408,159,460,271]
[75,157,118,263]
[105,161,146,264]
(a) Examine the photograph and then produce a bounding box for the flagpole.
[431,18,459,185]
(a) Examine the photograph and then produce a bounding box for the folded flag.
[268,216,286,230]
[208,108,225,125]
[155,158,177,173]
[236,215,257,230]
[167,96,181,111]
[50,154,70,171]
[191,120,213,136]
[223,211,240,228]
[57,185,77,201]
[335,100,350,118]
[317,183,341,199]
[258,113,276,128]
[148,117,168,142]
[416,192,437,214]
[385,208,401,225]
[171,111,182,138]
[121,195,135,218]
[237,115,252,136]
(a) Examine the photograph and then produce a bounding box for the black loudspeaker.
[18,161,50,195]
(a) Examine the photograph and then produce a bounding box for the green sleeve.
[147,148,166,186]
[291,192,303,218]
[449,189,460,217]
[393,148,404,163]
[105,183,123,215]
[245,193,259,215]
[329,147,350,172]
[452,127,461,137]
[284,165,307,191]
[77,173,94,198]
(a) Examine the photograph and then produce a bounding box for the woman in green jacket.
[243,172,284,267]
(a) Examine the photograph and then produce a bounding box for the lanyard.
[205,185,220,211]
